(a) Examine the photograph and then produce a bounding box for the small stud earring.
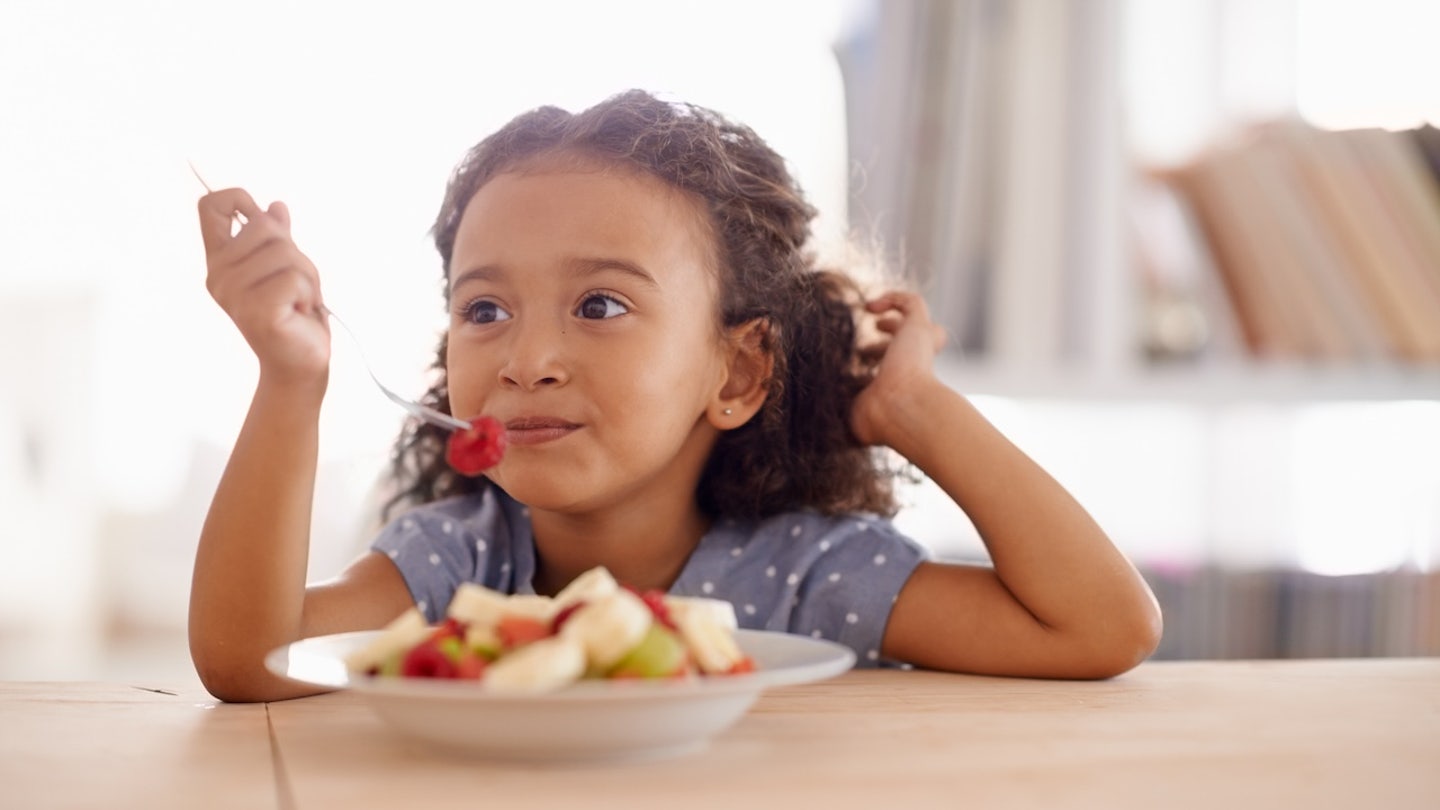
[723,408,733,416]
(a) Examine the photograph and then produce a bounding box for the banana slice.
[665,596,739,629]
[666,597,746,674]
[345,608,431,672]
[559,590,651,671]
[483,635,586,693]
[445,583,512,627]
[449,582,557,626]
[504,594,558,623]
[552,565,620,611]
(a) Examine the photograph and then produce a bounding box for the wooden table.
[4,659,1437,809]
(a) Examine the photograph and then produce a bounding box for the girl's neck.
[527,498,710,597]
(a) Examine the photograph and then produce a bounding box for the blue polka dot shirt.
[372,488,931,667]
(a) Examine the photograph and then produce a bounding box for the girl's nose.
[497,317,569,391]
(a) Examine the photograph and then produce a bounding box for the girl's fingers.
[197,188,264,252]
[857,340,890,362]
[268,200,291,229]
[228,268,327,360]
[204,201,324,313]
[856,290,948,365]
[237,266,320,322]
[199,192,315,299]
[865,292,934,335]
[211,214,303,284]
[208,239,322,314]
[232,269,331,375]
[872,313,905,335]
[864,290,928,316]
[209,198,298,263]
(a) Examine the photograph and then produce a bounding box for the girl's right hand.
[198,188,330,391]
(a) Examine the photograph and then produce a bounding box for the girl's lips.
[503,417,580,447]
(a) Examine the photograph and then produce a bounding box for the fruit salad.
[345,566,756,693]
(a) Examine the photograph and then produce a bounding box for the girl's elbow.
[193,661,260,703]
[193,649,329,703]
[190,640,274,703]
[199,675,266,704]
[1084,604,1164,679]
[1131,593,1166,665]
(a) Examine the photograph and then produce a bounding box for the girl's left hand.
[850,291,948,447]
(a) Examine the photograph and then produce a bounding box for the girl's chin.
[488,473,599,514]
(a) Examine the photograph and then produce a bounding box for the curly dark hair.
[384,89,899,522]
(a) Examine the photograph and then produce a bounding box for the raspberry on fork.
[446,416,506,475]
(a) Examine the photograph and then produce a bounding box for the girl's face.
[446,156,731,515]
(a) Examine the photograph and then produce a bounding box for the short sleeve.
[370,491,517,622]
[786,517,928,666]
[675,512,929,668]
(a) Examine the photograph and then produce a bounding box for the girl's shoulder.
[727,510,922,555]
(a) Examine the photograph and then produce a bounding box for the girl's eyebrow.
[450,257,660,291]
[450,264,502,291]
[563,256,660,289]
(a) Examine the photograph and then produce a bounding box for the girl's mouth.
[503,416,581,447]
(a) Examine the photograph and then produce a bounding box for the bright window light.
[1296,0,1440,130]
[1124,0,1440,165]
[1292,401,1440,575]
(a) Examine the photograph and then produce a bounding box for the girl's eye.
[576,293,628,320]
[463,299,511,324]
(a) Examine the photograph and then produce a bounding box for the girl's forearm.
[884,379,1160,639]
[189,377,325,701]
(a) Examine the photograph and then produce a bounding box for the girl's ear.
[709,318,773,429]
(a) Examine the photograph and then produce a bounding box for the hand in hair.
[849,291,949,448]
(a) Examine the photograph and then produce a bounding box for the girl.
[190,90,1162,703]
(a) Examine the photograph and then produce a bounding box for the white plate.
[265,628,854,763]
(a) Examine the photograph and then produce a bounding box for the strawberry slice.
[446,416,506,475]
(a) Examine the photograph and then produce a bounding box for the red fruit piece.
[400,639,456,679]
[726,657,758,675]
[550,600,586,634]
[453,652,486,680]
[627,586,678,631]
[429,616,467,641]
[496,615,552,649]
[446,416,506,475]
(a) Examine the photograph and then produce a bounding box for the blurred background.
[2,0,1436,687]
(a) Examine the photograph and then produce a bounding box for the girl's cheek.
[447,353,500,414]
[445,366,476,413]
